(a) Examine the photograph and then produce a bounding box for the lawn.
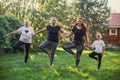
[0,48,120,80]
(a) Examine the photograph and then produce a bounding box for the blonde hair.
[96,32,102,38]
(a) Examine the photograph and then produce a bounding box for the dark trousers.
[39,40,58,66]
[63,41,84,67]
[13,41,30,63]
[89,52,102,69]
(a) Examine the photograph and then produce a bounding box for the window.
[109,29,117,35]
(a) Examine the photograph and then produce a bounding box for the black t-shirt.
[46,25,61,42]
[72,26,85,42]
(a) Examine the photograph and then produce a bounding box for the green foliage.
[0,0,111,50]
[0,49,120,80]
[76,0,110,42]
[0,15,23,52]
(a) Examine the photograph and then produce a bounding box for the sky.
[108,0,120,13]
[68,0,120,13]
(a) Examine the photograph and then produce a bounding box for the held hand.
[32,34,35,37]
[32,33,36,37]
[60,34,63,39]
[60,34,65,38]
[86,43,90,48]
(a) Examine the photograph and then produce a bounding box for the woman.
[5,20,34,63]
[34,17,65,67]
[61,18,89,69]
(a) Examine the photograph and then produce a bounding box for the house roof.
[108,13,120,28]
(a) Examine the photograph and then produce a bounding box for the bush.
[0,15,23,53]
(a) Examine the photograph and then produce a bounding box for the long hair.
[74,18,87,32]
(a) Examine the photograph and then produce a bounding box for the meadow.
[0,48,120,80]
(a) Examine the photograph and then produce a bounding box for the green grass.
[0,48,120,80]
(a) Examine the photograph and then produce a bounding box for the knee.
[39,45,43,50]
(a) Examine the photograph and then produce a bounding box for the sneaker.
[24,62,27,65]
[50,65,53,68]
[97,68,100,71]
[75,67,78,71]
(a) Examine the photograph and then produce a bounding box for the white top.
[17,26,34,43]
[91,40,105,54]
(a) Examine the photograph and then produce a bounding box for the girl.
[89,32,105,69]
[5,20,34,63]
[61,18,89,69]
[34,17,65,67]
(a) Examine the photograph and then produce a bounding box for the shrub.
[0,15,23,53]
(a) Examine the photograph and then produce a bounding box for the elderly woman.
[5,20,34,63]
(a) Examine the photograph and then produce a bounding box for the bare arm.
[84,31,89,45]
[34,27,47,36]
[60,28,66,34]
[61,31,73,38]
[6,30,18,36]
[101,47,105,55]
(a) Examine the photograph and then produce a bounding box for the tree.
[75,0,110,42]
[1,0,93,50]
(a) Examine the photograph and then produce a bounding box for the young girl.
[61,17,89,69]
[34,17,65,67]
[89,32,105,69]
[5,20,34,63]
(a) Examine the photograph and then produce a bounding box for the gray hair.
[24,20,31,25]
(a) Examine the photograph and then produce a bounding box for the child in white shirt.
[89,32,105,69]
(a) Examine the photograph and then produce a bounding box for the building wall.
[106,28,120,46]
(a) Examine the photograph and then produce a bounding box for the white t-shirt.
[91,40,105,54]
[17,26,34,43]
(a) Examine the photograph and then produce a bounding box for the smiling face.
[76,18,83,25]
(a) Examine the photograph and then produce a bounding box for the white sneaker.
[75,67,78,71]
[50,65,53,68]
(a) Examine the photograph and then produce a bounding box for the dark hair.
[74,18,87,32]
